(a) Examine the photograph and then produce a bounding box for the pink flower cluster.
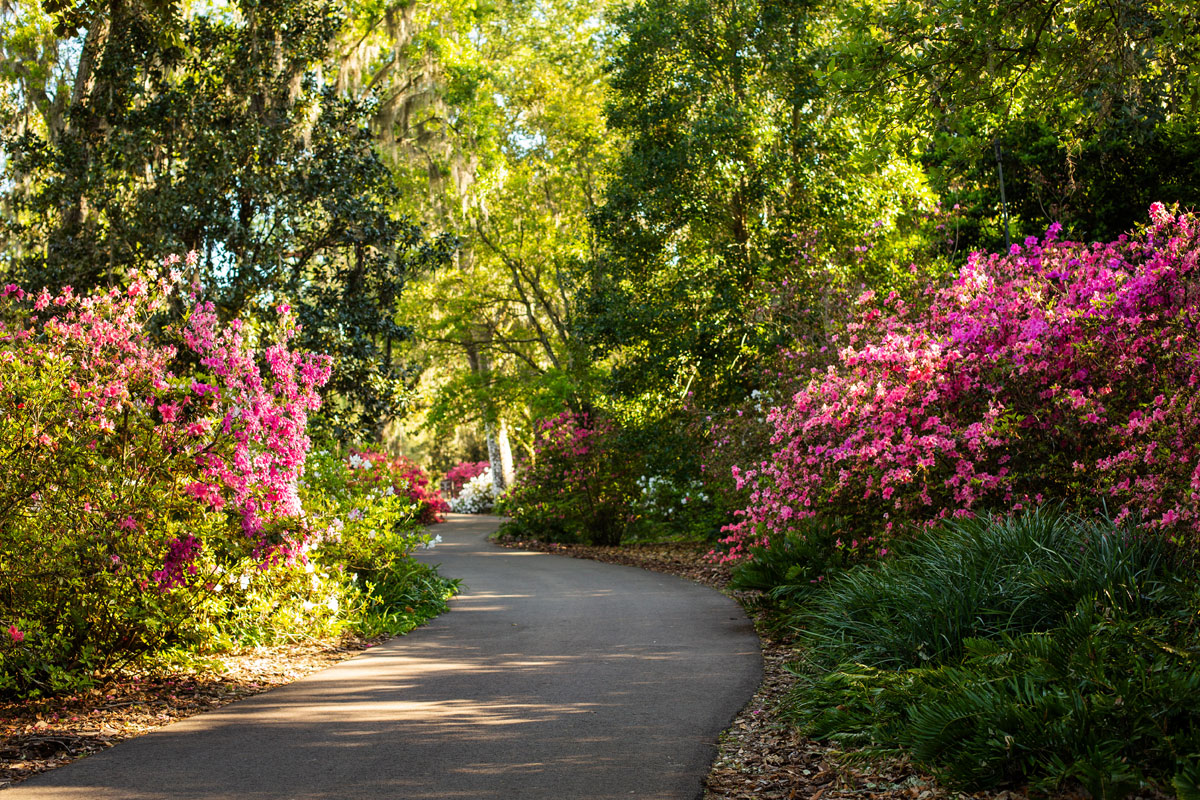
[444,461,491,497]
[724,206,1200,558]
[182,297,332,552]
[0,254,331,585]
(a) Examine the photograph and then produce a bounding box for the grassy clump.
[782,508,1200,798]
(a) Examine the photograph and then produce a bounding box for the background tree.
[829,0,1200,246]
[336,0,614,475]
[581,0,933,477]
[0,0,446,438]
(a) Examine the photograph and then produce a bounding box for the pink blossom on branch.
[0,256,332,586]
[725,205,1200,559]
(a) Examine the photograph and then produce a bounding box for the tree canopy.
[2,0,1196,458]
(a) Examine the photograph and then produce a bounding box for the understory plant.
[727,516,876,608]
[449,467,498,513]
[626,473,724,541]
[444,460,490,497]
[299,448,457,640]
[500,410,638,545]
[784,507,1200,798]
[0,265,331,693]
[0,266,454,696]
[345,449,449,525]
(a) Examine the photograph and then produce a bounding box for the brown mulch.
[0,636,387,789]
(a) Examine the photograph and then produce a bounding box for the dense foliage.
[585,0,933,423]
[0,273,452,696]
[444,461,490,497]
[344,449,450,526]
[1,0,449,439]
[448,466,499,514]
[830,0,1200,246]
[725,206,1200,556]
[500,411,637,545]
[784,509,1200,797]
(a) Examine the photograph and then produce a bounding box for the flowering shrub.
[344,450,449,525]
[501,411,637,545]
[449,468,498,513]
[298,448,455,641]
[0,262,332,693]
[444,460,490,497]
[725,206,1200,558]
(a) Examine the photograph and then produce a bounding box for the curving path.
[7,514,761,799]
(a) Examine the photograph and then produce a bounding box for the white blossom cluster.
[346,453,373,470]
[449,468,498,513]
[636,474,709,517]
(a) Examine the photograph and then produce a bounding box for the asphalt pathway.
[8,514,761,799]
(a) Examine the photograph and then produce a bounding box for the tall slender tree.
[337,0,614,472]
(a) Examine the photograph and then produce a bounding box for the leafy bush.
[727,516,873,607]
[0,267,331,694]
[785,508,1200,796]
[727,206,1200,555]
[0,271,454,696]
[444,461,490,497]
[500,411,638,545]
[345,449,449,525]
[299,447,456,639]
[626,473,723,541]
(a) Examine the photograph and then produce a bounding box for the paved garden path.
[8,514,761,799]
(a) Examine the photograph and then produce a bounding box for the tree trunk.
[465,334,507,494]
[498,417,515,487]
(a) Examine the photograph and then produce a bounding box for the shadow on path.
[7,514,761,799]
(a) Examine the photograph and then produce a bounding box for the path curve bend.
[7,514,761,799]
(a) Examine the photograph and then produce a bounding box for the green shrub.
[500,411,638,546]
[728,516,865,607]
[347,558,458,640]
[300,447,458,639]
[627,474,724,543]
[794,507,1178,668]
[784,508,1200,797]
[0,276,331,695]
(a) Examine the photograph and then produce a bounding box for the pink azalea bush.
[345,450,449,525]
[722,205,1200,560]
[0,259,332,693]
[501,411,638,545]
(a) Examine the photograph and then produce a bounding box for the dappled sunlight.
[4,516,758,800]
[208,697,603,728]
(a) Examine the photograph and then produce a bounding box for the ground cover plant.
[783,508,1200,798]
[0,267,453,697]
